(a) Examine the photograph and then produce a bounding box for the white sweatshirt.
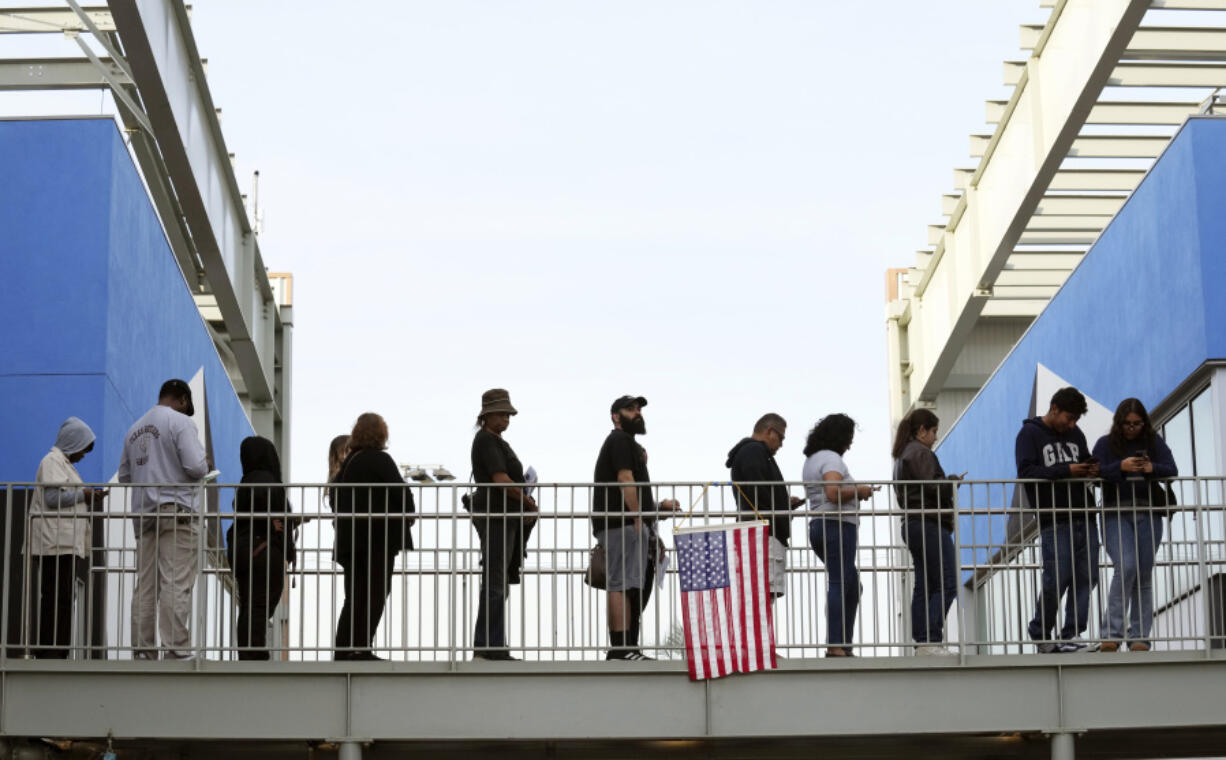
[118,405,210,513]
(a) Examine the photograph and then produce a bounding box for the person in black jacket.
[470,389,536,661]
[1092,398,1177,652]
[226,436,295,660]
[726,413,804,605]
[892,409,962,655]
[332,413,415,661]
[1016,387,1100,653]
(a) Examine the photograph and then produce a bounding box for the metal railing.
[2,477,1223,663]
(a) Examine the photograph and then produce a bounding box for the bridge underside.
[3,653,1224,758]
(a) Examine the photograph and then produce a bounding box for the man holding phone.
[1016,386,1101,653]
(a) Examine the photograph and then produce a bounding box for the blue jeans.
[902,520,958,643]
[810,518,859,649]
[473,516,523,650]
[1101,510,1164,644]
[1028,518,1100,642]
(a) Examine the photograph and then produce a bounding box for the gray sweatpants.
[132,504,200,659]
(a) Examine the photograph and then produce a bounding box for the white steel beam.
[1033,195,1127,216]
[1123,27,1226,60]
[970,133,1167,158]
[907,0,1150,407]
[107,0,282,435]
[1108,61,1226,86]
[0,6,113,33]
[0,57,126,89]
[987,99,1199,124]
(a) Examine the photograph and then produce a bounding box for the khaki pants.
[132,504,199,659]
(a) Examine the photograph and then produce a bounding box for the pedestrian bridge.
[1,478,1224,758]
[4,653,1226,759]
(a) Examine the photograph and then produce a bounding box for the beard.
[619,412,646,436]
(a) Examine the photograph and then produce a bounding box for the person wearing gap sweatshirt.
[1016,386,1100,653]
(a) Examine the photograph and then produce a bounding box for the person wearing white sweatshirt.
[118,379,210,660]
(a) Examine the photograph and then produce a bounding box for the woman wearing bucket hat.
[469,389,536,660]
[28,417,107,658]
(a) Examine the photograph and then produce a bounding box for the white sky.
[4,0,1047,485]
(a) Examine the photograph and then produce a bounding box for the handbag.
[584,543,607,589]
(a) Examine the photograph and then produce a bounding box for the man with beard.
[593,395,680,660]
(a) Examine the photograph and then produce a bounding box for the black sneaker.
[473,650,520,661]
[623,651,654,661]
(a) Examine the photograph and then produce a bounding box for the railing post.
[1,486,13,661]
[1192,478,1213,656]
[195,483,208,664]
[338,740,363,759]
[448,484,458,670]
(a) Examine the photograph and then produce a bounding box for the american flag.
[675,522,776,680]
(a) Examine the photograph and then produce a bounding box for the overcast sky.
[5,0,1046,485]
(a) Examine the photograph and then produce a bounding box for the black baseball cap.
[610,395,647,414]
[159,378,195,417]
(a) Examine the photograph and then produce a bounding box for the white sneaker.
[915,644,955,656]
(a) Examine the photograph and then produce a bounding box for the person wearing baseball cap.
[592,394,680,660]
[118,378,210,659]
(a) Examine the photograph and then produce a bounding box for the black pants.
[233,541,286,660]
[34,554,75,659]
[335,549,396,656]
[473,516,524,650]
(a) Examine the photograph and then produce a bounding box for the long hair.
[891,408,939,459]
[1108,398,1155,457]
[803,414,856,457]
[328,434,351,480]
[348,413,389,451]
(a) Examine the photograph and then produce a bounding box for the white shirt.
[28,447,92,557]
[802,449,859,526]
[118,405,209,513]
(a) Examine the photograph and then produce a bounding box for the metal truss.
[0,2,292,463]
[887,0,1226,425]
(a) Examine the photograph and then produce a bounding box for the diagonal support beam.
[107,0,277,412]
[908,0,1151,406]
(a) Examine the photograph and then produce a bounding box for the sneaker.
[1099,641,1119,653]
[915,644,955,656]
[1036,642,1059,654]
[1056,640,1098,653]
[825,647,854,658]
[1128,642,1151,652]
[623,651,654,661]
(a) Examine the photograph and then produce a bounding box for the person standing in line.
[27,417,107,658]
[226,436,295,660]
[592,396,680,660]
[332,413,415,661]
[118,379,211,660]
[1017,386,1100,654]
[892,409,962,656]
[802,414,875,658]
[469,389,536,661]
[326,435,350,505]
[726,413,805,608]
[1092,398,1177,653]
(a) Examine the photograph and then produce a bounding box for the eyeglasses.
[1122,420,1144,429]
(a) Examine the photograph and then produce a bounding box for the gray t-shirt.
[802,449,858,526]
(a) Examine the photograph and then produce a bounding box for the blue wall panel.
[0,118,253,494]
[936,117,1226,565]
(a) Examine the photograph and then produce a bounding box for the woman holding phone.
[1092,398,1177,652]
[891,409,963,655]
[802,414,875,657]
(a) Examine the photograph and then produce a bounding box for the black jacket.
[893,439,956,531]
[333,447,415,564]
[227,436,296,564]
[726,438,794,546]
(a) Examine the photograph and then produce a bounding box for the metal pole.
[338,740,363,760]
[1191,479,1213,656]
[1,486,13,661]
[1050,732,1075,760]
